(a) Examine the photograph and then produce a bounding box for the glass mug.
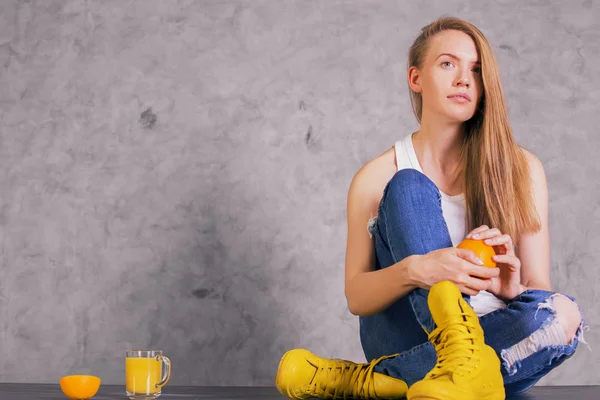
[125,350,171,399]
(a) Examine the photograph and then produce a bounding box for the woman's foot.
[275,348,408,399]
[407,281,505,400]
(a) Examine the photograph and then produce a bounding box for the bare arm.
[344,163,419,316]
[517,149,552,291]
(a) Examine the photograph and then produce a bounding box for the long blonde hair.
[408,16,540,245]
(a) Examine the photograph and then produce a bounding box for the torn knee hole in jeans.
[536,294,591,349]
[500,294,591,376]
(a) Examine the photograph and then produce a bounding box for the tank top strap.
[394,133,422,173]
[393,139,403,171]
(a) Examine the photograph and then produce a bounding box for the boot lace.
[303,353,398,399]
[426,311,482,380]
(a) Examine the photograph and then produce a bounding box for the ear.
[408,66,422,93]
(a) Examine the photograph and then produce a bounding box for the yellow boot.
[407,281,505,400]
[275,348,408,399]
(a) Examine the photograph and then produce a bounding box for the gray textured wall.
[0,0,598,388]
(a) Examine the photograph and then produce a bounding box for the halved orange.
[457,238,497,268]
[59,375,101,399]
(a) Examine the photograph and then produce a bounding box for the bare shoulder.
[348,147,398,215]
[520,146,547,186]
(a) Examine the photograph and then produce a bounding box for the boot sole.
[410,393,504,400]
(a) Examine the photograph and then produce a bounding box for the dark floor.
[0,384,598,399]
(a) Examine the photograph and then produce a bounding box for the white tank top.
[394,133,506,317]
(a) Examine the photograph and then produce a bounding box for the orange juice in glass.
[125,350,171,399]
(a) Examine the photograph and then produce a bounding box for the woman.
[275,16,588,400]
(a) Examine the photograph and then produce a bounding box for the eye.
[441,61,453,68]
[472,66,482,74]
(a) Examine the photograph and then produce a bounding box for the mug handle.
[155,355,171,389]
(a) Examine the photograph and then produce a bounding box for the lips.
[448,93,471,101]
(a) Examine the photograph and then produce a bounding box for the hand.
[412,246,500,296]
[466,225,525,301]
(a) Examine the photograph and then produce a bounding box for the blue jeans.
[360,169,588,397]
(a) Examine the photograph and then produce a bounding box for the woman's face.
[410,30,484,123]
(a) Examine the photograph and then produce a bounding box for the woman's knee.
[498,292,585,377]
[385,169,438,199]
[380,169,440,217]
[374,168,452,257]
[522,292,584,346]
[551,294,582,343]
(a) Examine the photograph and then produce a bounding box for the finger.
[492,254,521,269]
[457,284,479,296]
[471,228,502,240]
[483,235,512,249]
[483,235,509,246]
[457,275,490,293]
[455,248,484,266]
[466,276,492,292]
[487,233,515,255]
[466,264,500,279]
[466,225,489,238]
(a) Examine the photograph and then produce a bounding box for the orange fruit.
[457,239,497,268]
[59,375,101,399]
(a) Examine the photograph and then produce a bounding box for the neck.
[413,111,466,176]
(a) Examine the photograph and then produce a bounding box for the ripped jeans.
[360,169,590,397]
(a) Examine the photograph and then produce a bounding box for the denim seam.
[377,178,391,219]
[377,180,398,264]
[379,205,398,265]
[409,292,431,334]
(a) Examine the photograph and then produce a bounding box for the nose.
[456,76,470,88]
